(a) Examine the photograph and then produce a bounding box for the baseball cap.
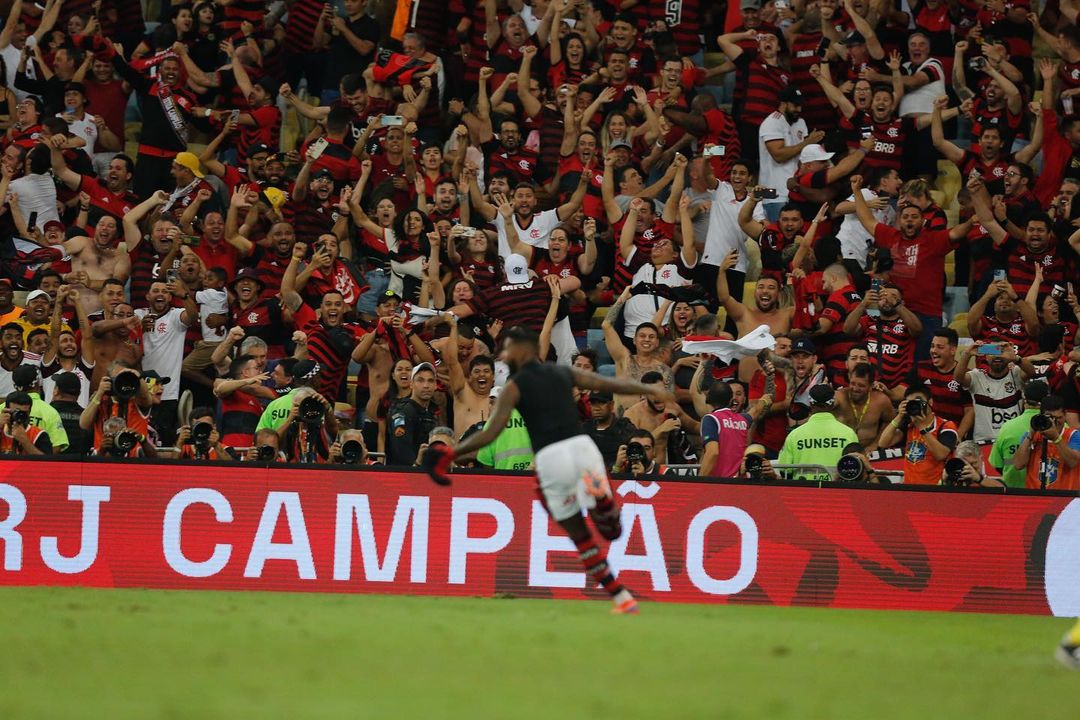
[231,267,265,288]
[51,371,81,396]
[142,370,171,385]
[592,391,614,403]
[809,383,836,407]
[840,30,866,46]
[25,289,50,304]
[799,144,834,163]
[740,0,760,9]
[261,186,287,210]
[248,143,272,158]
[378,289,402,304]
[12,365,40,390]
[42,220,65,234]
[411,361,436,380]
[790,337,816,355]
[292,359,320,381]
[778,86,803,104]
[504,254,531,284]
[1023,379,1049,404]
[610,139,632,150]
[173,151,204,178]
[313,168,335,182]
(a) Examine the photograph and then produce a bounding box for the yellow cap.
[262,187,286,210]
[173,151,204,178]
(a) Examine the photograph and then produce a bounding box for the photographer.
[942,441,1005,488]
[835,443,887,484]
[0,392,51,455]
[278,386,339,464]
[1011,395,1080,491]
[93,416,156,459]
[243,429,286,463]
[329,429,370,466]
[741,444,780,481]
[416,426,456,468]
[612,429,664,477]
[877,386,958,486]
[176,407,228,460]
[79,363,153,454]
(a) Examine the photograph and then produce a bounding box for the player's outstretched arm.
[571,368,675,403]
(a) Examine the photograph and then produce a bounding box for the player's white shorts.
[534,434,607,522]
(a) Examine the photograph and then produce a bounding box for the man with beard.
[471,173,589,259]
[135,278,198,444]
[431,326,675,614]
[843,283,922,401]
[835,362,895,452]
[971,177,1067,297]
[282,285,364,401]
[289,161,348,244]
[386,362,439,466]
[108,47,216,193]
[286,235,363,310]
[227,190,299,291]
[51,149,137,224]
[624,370,699,465]
[41,286,93,405]
[200,124,272,193]
[788,337,828,409]
[851,175,973,356]
[58,213,132,314]
[757,86,819,212]
[955,341,1026,443]
[932,98,1042,194]
[738,194,806,280]
[952,39,1024,147]
[604,287,674,415]
[905,329,973,438]
[86,300,143,388]
[968,278,1038,357]
[716,250,794,375]
[227,268,291,360]
[442,314,498,438]
[477,104,538,184]
[813,263,863,385]
[0,322,38,395]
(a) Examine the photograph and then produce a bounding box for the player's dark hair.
[706,381,732,408]
[207,267,228,284]
[504,325,540,350]
[341,74,365,95]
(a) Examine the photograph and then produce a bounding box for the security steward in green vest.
[778,384,859,481]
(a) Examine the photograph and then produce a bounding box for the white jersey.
[757,112,808,202]
[622,251,695,338]
[195,288,228,342]
[134,307,189,401]
[702,182,766,270]
[837,189,896,269]
[491,209,560,258]
[966,366,1024,444]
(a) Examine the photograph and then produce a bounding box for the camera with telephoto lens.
[112,429,140,455]
[906,398,927,418]
[836,454,870,482]
[1031,413,1054,433]
[339,439,365,464]
[112,371,140,401]
[943,457,968,486]
[625,441,647,467]
[298,395,325,425]
[744,453,767,480]
[8,409,29,427]
[256,445,277,462]
[191,421,213,449]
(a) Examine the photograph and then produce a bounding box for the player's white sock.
[613,589,633,606]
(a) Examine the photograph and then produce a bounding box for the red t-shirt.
[873,225,954,316]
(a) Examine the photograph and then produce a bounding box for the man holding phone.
[955,341,1027,443]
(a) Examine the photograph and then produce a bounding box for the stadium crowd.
[0,0,1077,489]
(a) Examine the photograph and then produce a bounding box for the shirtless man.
[835,362,895,451]
[87,301,142,388]
[604,287,674,414]
[445,314,496,438]
[351,290,435,431]
[59,214,134,314]
[623,370,700,463]
[717,249,795,381]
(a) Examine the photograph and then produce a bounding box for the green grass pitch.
[1,587,1075,719]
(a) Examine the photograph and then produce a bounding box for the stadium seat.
[950,312,970,338]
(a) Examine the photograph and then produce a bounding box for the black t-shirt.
[327,15,380,85]
[512,361,581,452]
[51,400,88,455]
[584,416,635,467]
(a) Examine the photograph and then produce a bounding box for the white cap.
[504,254,531,284]
[799,144,834,164]
[25,289,50,304]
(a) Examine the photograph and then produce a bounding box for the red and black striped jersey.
[1002,236,1067,297]
[734,51,792,126]
[859,314,918,388]
[221,0,266,35]
[482,140,538,183]
[841,111,915,171]
[701,109,741,179]
[284,0,325,54]
[284,196,339,244]
[790,32,836,131]
[293,303,364,399]
[648,0,702,57]
[910,361,971,426]
[231,296,288,359]
[976,314,1035,358]
[465,278,554,333]
[818,286,863,385]
[248,247,292,295]
[220,387,263,447]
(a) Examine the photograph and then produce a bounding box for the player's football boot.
[1056,641,1080,670]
